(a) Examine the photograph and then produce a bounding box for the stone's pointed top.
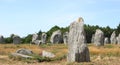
[77,17,84,22]
[96,29,102,32]
[112,31,116,34]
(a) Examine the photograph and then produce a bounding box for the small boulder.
[10,49,33,59]
[16,48,33,55]
[42,50,55,58]
[11,53,33,59]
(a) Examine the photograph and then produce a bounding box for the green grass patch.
[104,44,114,48]
[33,54,67,62]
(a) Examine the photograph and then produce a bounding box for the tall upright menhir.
[110,31,117,44]
[94,29,104,46]
[67,17,90,62]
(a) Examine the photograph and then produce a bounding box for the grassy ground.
[0,43,120,65]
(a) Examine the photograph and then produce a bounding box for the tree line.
[4,23,120,43]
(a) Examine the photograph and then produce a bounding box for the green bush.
[32,54,52,62]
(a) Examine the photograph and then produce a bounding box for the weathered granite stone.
[11,49,33,59]
[13,35,21,44]
[50,30,63,44]
[16,48,33,55]
[110,31,117,44]
[11,53,33,59]
[42,50,55,58]
[104,37,109,44]
[91,34,95,43]
[63,32,69,45]
[41,33,47,44]
[117,34,120,44]
[94,29,104,46]
[32,34,39,43]
[31,34,42,45]
[33,40,42,45]
[67,17,90,62]
[0,35,5,43]
[116,36,118,44]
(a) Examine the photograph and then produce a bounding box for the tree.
[4,34,15,43]
[116,23,120,35]
[37,30,42,40]
[4,23,118,44]
[5,37,12,43]
[24,34,32,43]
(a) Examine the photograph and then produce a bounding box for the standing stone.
[110,31,117,44]
[67,17,90,62]
[104,37,109,44]
[94,29,104,46]
[50,30,63,44]
[91,34,95,43]
[13,35,21,44]
[31,34,41,45]
[116,36,118,44]
[42,50,55,58]
[117,34,120,44]
[32,34,39,43]
[63,32,69,45]
[33,40,42,45]
[0,35,5,43]
[41,33,47,44]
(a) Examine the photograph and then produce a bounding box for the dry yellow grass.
[0,44,42,55]
[0,43,120,65]
[89,44,120,56]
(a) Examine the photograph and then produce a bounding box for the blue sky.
[0,0,120,37]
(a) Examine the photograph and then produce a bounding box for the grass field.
[0,43,120,65]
